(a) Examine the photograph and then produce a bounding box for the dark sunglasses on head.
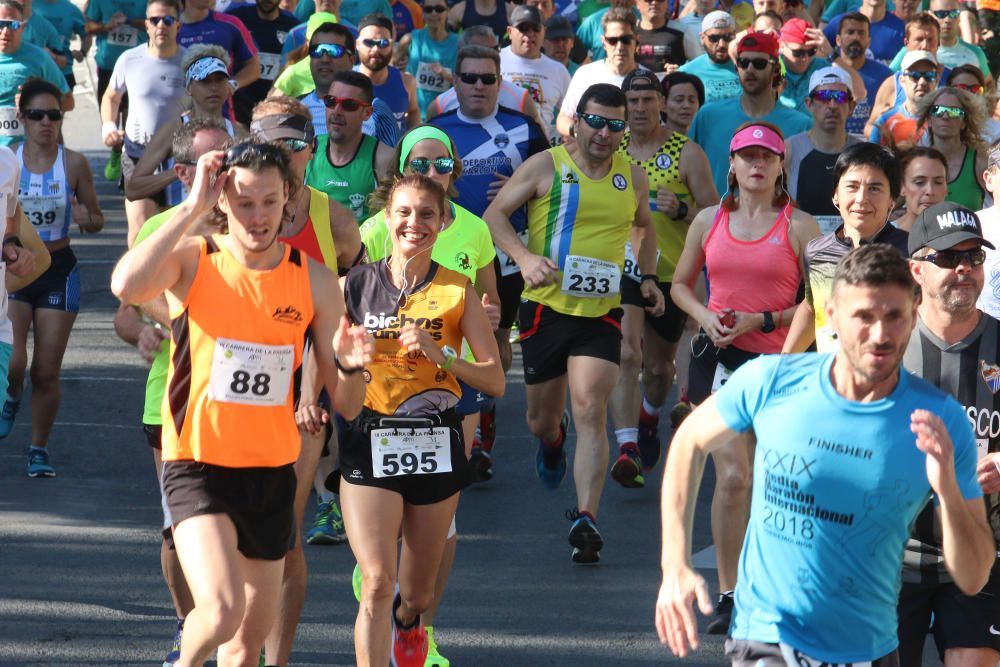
[458,72,498,85]
[223,142,286,168]
[931,8,960,18]
[930,103,966,119]
[362,37,392,49]
[322,95,370,111]
[23,108,62,121]
[578,112,627,132]
[604,35,635,46]
[406,157,455,175]
[810,89,850,104]
[954,82,984,95]
[790,47,817,58]
[279,138,312,153]
[913,248,986,268]
[147,15,177,26]
[904,70,936,82]
[309,43,348,58]
[706,33,734,43]
[424,4,448,11]
[736,57,772,70]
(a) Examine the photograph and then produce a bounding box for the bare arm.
[402,71,421,129]
[864,75,897,138]
[375,141,396,182]
[233,56,261,90]
[5,209,51,292]
[329,197,362,273]
[669,208,715,331]
[68,150,105,233]
[124,120,181,201]
[556,111,575,140]
[679,141,720,212]
[781,301,817,353]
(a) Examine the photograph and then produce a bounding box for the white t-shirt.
[669,15,705,61]
[499,47,571,132]
[110,45,187,145]
[978,205,1000,319]
[559,59,632,118]
[0,146,18,344]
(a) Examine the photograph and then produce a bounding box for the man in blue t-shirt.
[656,243,995,663]
[823,0,904,64]
[690,31,812,196]
[830,11,892,135]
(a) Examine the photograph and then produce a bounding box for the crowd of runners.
[4,0,1000,662]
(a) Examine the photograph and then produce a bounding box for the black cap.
[908,201,995,256]
[510,5,543,28]
[621,68,661,93]
[545,14,574,39]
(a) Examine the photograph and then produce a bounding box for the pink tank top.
[704,203,801,354]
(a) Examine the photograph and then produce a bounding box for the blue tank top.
[461,0,507,38]
[16,144,72,242]
[370,66,409,134]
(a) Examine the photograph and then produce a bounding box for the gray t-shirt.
[110,45,187,145]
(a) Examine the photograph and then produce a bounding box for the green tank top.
[946,148,985,212]
[305,134,379,223]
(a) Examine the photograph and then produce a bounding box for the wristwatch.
[437,345,458,371]
[672,201,689,221]
[761,311,776,333]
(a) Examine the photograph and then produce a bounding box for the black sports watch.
[761,311,776,333]
[672,201,689,221]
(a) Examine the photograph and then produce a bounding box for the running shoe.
[637,409,661,472]
[104,149,122,182]
[352,562,362,602]
[391,595,428,667]
[566,508,603,564]
[424,626,449,667]
[706,591,734,635]
[669,398,693,429]
[536,412,569,490]
[27,447,55,478]
[610,444,644,488]
[468,445,493,483]
[477,404,496,453]
[305,498,347,545]
[162,618,183,666]
[0,395,20,438]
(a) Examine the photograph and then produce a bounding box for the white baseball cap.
[901,49,938,70]
[701,10,736,33]
[808,66,853,94]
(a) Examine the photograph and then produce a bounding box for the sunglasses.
[223,142,286,168]
[514,22,543,32]
[930,103,966,119]
[578,112,627,132]
[458,72,498,85]
[789,47,817,58]
[604,35,635,45]
[309,43,348,58]
[322,95,370,111]
[0,19,22,30]
[406,157,455,175]
[279,138,312,153]
[147,15,177,26]
[424,4,448,11]
[705,33,734,43]
[913,248,986,268]
[931,8,960,18]
[810,89,850,104]
[903,70,936,82]
[954,82,984,95]
[23,108,62,121]
[736,57,772,70]
[361,37,392,49]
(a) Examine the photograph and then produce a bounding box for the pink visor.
[729,125,785,156]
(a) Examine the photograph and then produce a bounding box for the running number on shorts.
[370,427,453,478]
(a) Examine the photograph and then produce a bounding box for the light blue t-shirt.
[689,97,813,195]
[85,0,148,71]
[33,0,86,75]
[293,0,392,25]
[23,14,64,60]
[678,54,740,104]
[715,353,981,663]
[0,41,70,145]
[779,57,828,114]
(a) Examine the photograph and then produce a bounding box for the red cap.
[736,31,779,59]
[779,18,810,45]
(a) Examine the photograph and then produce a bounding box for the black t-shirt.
[636,24,686,71]
[226,5,301,125]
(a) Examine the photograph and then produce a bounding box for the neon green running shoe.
[104,149,121,182]
[424,626,449,667]
[352,562,362,602]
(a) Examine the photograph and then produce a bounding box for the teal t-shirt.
[86,0,148,71]
[294,0,392,25]
[405,28,458,120]
[888,40,989,73]
[33,0,86,75]
[577,6,640,60]
[0,42,70,146]
[716,353,980,663]
[23,15,63,58]
[678,54,741,104]
[779,57,828,114]
[689,96,813,195]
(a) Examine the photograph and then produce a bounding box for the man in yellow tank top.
[485,83,665,564]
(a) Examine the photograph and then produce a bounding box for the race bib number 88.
[560,254,620,298]
[371,427,452,478]
[208,338,294,407]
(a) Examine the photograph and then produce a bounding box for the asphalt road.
[0,58,943,667]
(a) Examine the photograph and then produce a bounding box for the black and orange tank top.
[344,260,466,416]
[162,235,314,467]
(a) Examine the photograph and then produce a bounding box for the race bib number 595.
[208,338,294,407]
[370,427,452,478]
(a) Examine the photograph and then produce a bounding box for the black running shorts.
[161,460,296,561]
[493,256,525,330]
[517,300,622,385]
[619,277,687,343]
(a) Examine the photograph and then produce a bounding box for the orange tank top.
[704,203,801,354]
[161,235,314,467]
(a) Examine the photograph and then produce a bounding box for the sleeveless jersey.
[460,0,508,38]
[279,186,338,272]
[406,29,459,120]
[902,315,1000,583]
[305,134,379,223]
[345,260,466,415]
[946,147,985,211]
[618,130,691,282]
[369,66,409,134]
[704,204,800,354]
[522,145,637,318]
[162,236,314,467]
[15,144,71,242]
